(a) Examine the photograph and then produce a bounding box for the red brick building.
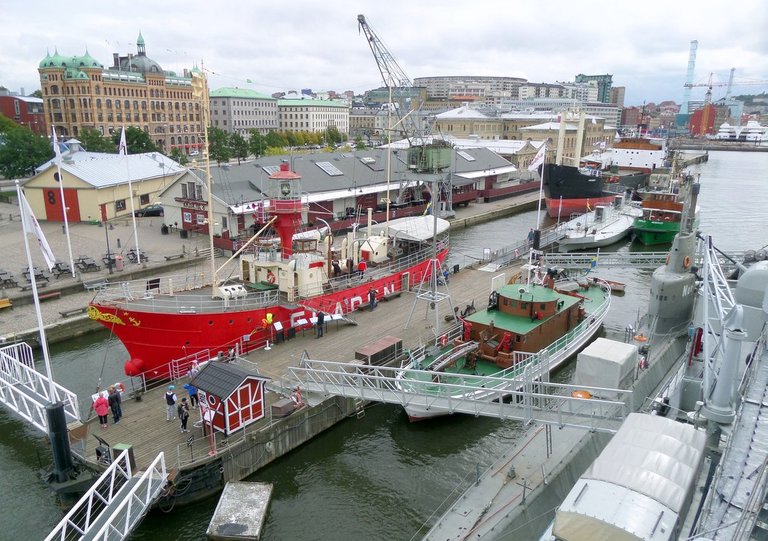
[0,94,46,134]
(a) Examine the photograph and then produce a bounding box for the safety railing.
[0,342,80,432]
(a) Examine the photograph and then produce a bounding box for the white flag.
[52,126,61,164]
[19,190,56,271]
[118,126,128,156]
[528,143,547,172]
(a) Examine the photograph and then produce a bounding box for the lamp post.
[104,219,114,274]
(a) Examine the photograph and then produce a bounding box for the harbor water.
[3,150,766,540]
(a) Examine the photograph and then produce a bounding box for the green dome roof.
[38,51,51,68]
[76,50,103,69]
[40,49,66,68]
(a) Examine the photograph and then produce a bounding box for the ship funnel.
[682,181,700,234]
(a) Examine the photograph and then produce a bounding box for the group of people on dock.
[93,385,123,429]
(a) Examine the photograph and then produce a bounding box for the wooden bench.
[0,298,12,310]
[21,282,48,291]
[84,280,108,291]
[164,253,185,261]
[60,306,88,318]
[38,291,62,302]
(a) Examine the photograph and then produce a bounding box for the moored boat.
[632,174,699,246]
[543,163,644,218]
[557,198,642,252]
[397,269,611,421]
[88,162,449,379]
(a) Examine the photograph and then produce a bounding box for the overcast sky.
[2,0,767,106]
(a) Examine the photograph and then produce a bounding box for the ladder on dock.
[286,359,629,433]
[44,450,167,541]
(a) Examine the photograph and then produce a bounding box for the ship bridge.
[282,354,630,433]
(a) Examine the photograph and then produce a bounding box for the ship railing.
[0,342,80,431]
[94,271,212,302]
[295,241,449,301]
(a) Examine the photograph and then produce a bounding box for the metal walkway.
[45,450,167,541]
[286,359,629,433]
[0,342,80,433]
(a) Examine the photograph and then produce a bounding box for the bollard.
[117,238,121,249]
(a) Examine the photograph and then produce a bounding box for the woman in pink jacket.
[94,394,109,428]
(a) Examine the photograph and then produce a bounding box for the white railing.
[0,342,80,432]
[45,450,167,541]
[288,360,628,430]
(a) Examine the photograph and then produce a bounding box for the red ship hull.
[89,249,448,379]
[544,195,616,218]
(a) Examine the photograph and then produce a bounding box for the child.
[177,398,190,433]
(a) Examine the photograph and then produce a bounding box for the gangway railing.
[45,450,167,541]
[287,360,629,433]
[0,342,79,432]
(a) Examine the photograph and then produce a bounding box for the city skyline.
[2,0,767,107]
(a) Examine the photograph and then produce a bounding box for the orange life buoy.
[571,390,592,399]
[634,334,648,342]
[266,271,276,284]
[116,382,125,394]
[683,256,691,269]
[439,334,449,347]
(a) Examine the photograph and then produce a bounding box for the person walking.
[177,397,190,433]
[368,288,377,311]
[94,393,109,429]
[183,383,199,408]
[357,259,367,279]
[108,385,122,424]
[316,310,325,338]
[165,385,177,421]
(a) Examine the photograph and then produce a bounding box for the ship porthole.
[229,320,234,325]
[209,320,214,326]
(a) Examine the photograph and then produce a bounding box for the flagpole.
[120,127,141,266]
[52,127,76,277]
[16,181,56,399]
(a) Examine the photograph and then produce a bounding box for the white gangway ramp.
[45,450,167,541]
[0,342,79,433]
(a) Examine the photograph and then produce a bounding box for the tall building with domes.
[38,32,203,154]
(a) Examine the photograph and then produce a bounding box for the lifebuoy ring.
[634,334,648,342]
[665,254,670,265]
[439,334,449,347]
[266,271,276,284]
[116,382,125,394]
[571,390,592,399]
[683,256,691,269]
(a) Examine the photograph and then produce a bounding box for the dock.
[207,482,273,540]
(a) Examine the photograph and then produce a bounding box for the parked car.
[134,204,164,217]
[189,150,200,157]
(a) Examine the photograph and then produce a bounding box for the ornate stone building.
[38,33,203,154]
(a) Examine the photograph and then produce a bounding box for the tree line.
[0,115,363,179]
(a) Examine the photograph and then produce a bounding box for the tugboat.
[398,268,611,421]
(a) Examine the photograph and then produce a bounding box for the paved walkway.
[0,190,541,341]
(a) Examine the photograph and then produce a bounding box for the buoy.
[634,334,648,342]
[266,270,276,284]
[439,334,449,347]
[683,256,691,269]
[571,390,592,399]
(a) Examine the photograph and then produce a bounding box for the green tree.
[285,131,298,147]
[248,130,266,157]
[79,127,114,152]
[0,128,52,178]
[208,127,232,164]
[169,147,189,165]
[265,130,286,149]
[324,126,342,145]
[230,132,249,164]
[30,90,43,98]
[355,136,366,150]
[110,126,158,154]
[0,113,20,134]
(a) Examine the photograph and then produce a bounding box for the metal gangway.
[0,342,79,434]
[540,250,748,272]
[0,342,168,541]
[286,358,629,433]
[45,450,167,541]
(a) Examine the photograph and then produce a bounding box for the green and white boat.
[397,272,611,421]
[633,173,699,246]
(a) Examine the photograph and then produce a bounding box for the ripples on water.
[7,151,768,541]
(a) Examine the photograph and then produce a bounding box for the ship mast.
[192,66,217,294]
